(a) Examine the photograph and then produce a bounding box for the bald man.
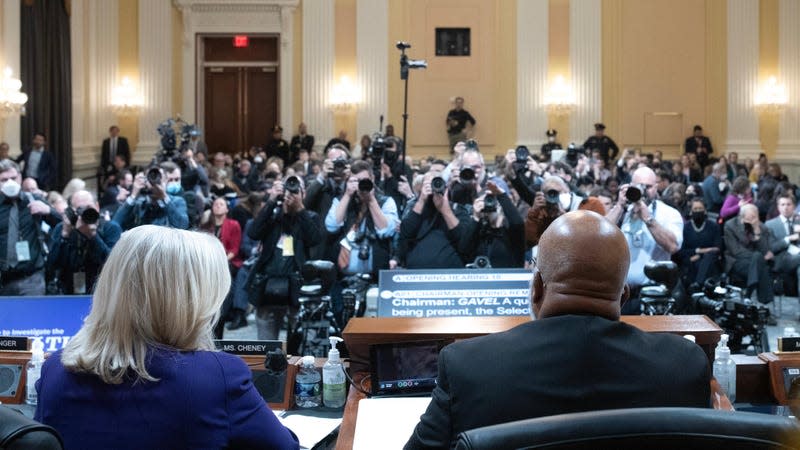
[405,211,710,450]
[606,166,683,314]
[48,190,121,295]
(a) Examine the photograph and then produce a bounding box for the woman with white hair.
[34,225,299,450]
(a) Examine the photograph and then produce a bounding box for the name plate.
[778,337,800,352]
[0,336,29,351]
[214,340,283,356]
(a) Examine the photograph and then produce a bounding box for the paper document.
[278,414,342,450]
[353,397,432,450]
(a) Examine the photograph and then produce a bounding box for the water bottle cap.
[302,355,315,365]
[684,334,696,343]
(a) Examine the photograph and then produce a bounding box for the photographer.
[112,166,190,231]
[326,160,398,276]
[304,144,350,260]
[246,175,323,340]
[460,180,525,268]
[606,167,683,314]
[398,170,471,268]
[326,161,398,321]
[504,147,544,206]
[373,136,413,211]
[48,190,121,294]
[523,175,583,247]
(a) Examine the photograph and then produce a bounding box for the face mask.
[1,179,20,198]
[166,182,181,195]
[558,192,572,210]
[691,211,706,226]
[718,181,727,191]
[548,137,555,143]
[254,156,264,164]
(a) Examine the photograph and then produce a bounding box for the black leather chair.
[454,407,800,450]
[0,405,63,450]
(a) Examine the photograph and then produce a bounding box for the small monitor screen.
[370,340,447,397]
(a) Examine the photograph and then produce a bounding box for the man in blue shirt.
[113,166,189,230]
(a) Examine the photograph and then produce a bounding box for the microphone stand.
[400,51,410,175]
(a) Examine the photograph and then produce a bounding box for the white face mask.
[559,192,572,210]
[254,156,264,164]
[548,136,555,143]
[1,179,20,198]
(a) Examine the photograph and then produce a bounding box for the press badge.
[15,241,31,262]
[73,272,87,294]
[280,235,294,257]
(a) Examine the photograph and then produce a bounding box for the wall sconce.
[330,75,359,112]
[544,75,576,117]
[111,77,144,116]
[755,76,788,114]
[0,67,28,118]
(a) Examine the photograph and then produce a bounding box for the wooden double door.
[204,66,277,155]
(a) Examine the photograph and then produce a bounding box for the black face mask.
[691,211,706,227]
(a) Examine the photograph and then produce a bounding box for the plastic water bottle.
[713,334,736,403]
[25,339,45,406]
[323,336,346,408]
[294,356,321,408]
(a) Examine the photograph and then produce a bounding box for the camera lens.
[483,194,498,213]
[431,176,447,195]
[147,167,162,186]
[545,189,560,204]
[284,176,302,194]
[80,207,100,225]
[625,186,642,203]
[358,178,374,192]
[515,146,530,163]
[333,159,347,170]
[459,167,475,182]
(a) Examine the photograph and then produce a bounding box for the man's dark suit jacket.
[101,136,131,171]
[404,314,711,450]
[17,149,57,191]
[684,136,714,156]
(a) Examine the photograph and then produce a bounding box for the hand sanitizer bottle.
[713,334,736,403]
[26,339,45,405]
[323,336,346,408]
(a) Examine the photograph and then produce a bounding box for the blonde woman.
[34,225,299,450]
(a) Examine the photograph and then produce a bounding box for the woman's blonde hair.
[61,225,231,384]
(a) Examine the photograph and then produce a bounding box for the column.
[280,5,296,133]
[516,0,548,147]
[302,0,334,149]
[138,0,173,160]
[726,0,761,158]
[355,0,388,141]
[2,0,21,154]
[776,0,800,160]
[569,0,602,141]
[82,0,118,170]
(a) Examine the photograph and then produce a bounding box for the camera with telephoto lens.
[513,145,530,173]
[459,167,476,183]
[330,158,348,176]
[466,255,491,269]
[431,176,447,195]
[65,206,100,227]
[483,194,498,214]
[544,189,561,205]
[625,185,643,203]
[369,136,387,162]
[146,167,162,186]
[284,176,302,194]
[358,178,374,193]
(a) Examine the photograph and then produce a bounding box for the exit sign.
[233,35,249,48]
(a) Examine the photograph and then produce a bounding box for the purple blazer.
[35,348,299,450]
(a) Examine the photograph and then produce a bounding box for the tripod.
[396,42,427,174]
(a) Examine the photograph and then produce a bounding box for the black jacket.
[17,149,57,191]
[398,199,471,268]
[582,136,619,164]
[305,178,344,261]
[101,136,131,171]
[245,201,323,286]
[0,194,62,276]
[684,136,714,156]
[48,221,122,294]
[405,315,711,450]
[459,193,526,268]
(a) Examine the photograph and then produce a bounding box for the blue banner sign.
[377,269,533,318]
[0,296,92,351]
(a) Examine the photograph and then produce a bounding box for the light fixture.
[0,67,28,118]
[755,76,788,114]
[544,75,576,117]
[111,77,144,116]
[330,75,360,112]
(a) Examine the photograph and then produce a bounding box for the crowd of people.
[2,118,797,338]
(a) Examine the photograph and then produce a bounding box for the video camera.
[694,279,770,353]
